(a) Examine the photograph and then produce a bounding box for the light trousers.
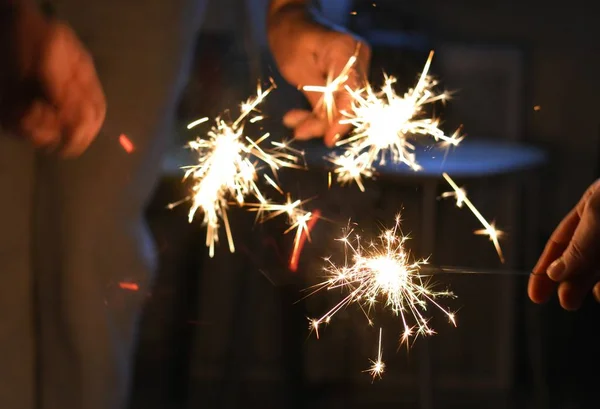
[0,1,205,407]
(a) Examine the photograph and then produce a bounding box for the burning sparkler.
[303,50,504,261]
[173,82,305,257]
[303,51,359,124]
[365,327,385,381]
[306,215,457,345]
[441,173,505,263]
[243,193,314,269]
[311,51,463,191]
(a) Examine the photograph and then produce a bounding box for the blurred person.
[529,179,600,311]
[0,0,370,408]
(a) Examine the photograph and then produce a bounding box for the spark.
[175,82,305,257]
[244,194,314,267]
[118,282,139,291]
[364,328,385,380]
[119,134,135,153]
[187,117,209,129]
[440,186,466,208]
[302,50,359,123]
[289,209,322,272]
[309,51,462,191]
[306,215,456,347]
[441,173,505,263]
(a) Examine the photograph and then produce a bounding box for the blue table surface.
[162,137,548,179]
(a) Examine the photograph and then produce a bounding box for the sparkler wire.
[420,265,532,277]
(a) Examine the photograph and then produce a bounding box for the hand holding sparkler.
[324,51,463,190]
[303,51,505,262]
[267,3,371,146]
[530,179,600,310]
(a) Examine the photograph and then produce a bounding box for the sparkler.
[441,173,505,263]
[243,193,314,268]
[316,51,463,191]
[173,82,305,257]
[303,50,504,261]
[306,215,457,345]
[364,327,385,381]
[303,52,359,123]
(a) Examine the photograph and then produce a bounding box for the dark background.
[128,1,600,408]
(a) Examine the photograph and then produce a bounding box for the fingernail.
[547,258,566,281]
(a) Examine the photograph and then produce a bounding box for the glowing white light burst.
[306,215,457,345]
[174,82,305,257]
[441,173,505,263]
[364,327,385,381]
[243,194,313,264]
[303,51,359,123]
[308,51,463,191]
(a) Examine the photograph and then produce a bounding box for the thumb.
[548,191,600,282]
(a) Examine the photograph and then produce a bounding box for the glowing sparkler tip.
[308,216,457,356]
[314,51,463,188]
[365,327,385,380]
[441,173,505,263]
[175,82,305,257]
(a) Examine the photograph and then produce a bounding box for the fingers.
[41,23,106,157]
[283,109,312,129]
[293,114,328,141]
[529,182,600,310]
[557,277,597,311]
[534,208,580,273]
[289,35,370,146]
[321,38,370,146]
[58,80,105,157]
[322,65,361,146]
[593,282,600,303]
[550,193,600,310]
[324,119,351,147]
[284,109,351,147]
[19,99,61,148]
[528,273,557,305]
[528,209,579,304]
[547,193,600,283]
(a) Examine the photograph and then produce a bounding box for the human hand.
[529,179,600,310]
[0,5,105,157]
[268,7,370,147]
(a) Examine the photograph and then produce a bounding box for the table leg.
[417,180,438,409]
